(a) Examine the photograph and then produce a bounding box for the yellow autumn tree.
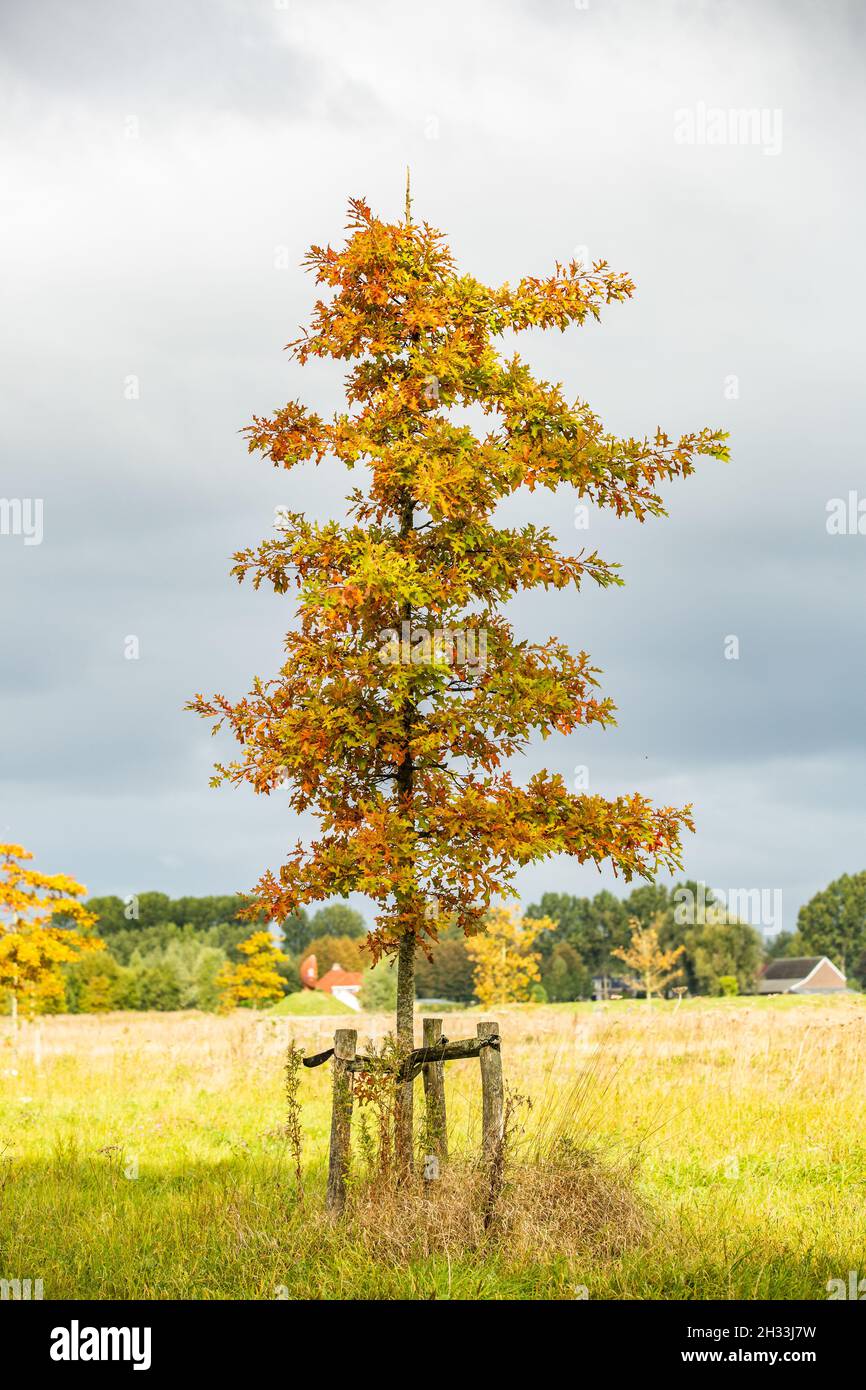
[0,843,103,1019]
[612,914,684,1001]
[466,905,553,1006]
[216,929,287,1012]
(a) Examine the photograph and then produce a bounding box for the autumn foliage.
[0,843,102,1016]
[216,929,286,1012]
[466,906,551,1006]
[189,193,727,1011]
[612,915,685,999]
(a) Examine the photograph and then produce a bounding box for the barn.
[755,956,847,995]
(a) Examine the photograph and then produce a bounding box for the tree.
[189,190,727,1160]
[526,889,631,976]
[0,843,103,1018]
[129,962,183,1012]
[685,911,762,995]
[542,941,591,1001]
[466,906,550,1006]
[612,915,685,1000]
[310,903,366,939]
[414,936,475,1002]
[360,959,398,1011]
[797,872,866,973]
[765,930,805,960]
[625,882,671,929]
[66,952,130,1013]
[302,934,365,976]
[215,930,287,1011]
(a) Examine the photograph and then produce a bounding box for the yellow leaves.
[612,914,685,998]
[216,929,287,1012]
[0,843,33,861]
[0,843,101,1015]
[465,905,550,1006]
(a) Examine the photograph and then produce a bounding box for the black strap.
[302,1046,335,1069]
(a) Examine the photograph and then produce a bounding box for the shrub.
[360,961,398,1011]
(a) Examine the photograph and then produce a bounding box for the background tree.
[360,959,398,1011]
[466,906,550,1006]
[685,910,762,995]
[764,929,805,960]
[277,908,313,957]
[612,915,684,1000]
[0,843,102,1019]
[189,192,727,1159]
[302,934,365,976]
[414,933,475,1002]
[527,889,631,977]
[541,941,591,1001]
[796,871,866,974]
[216,930,287,1012]
[309,903,366,939]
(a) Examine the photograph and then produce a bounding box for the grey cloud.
[1,0,864,936]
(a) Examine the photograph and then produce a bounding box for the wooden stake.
[477,1021,503,1163]
[326,1027,356,1213]
[394,930,416,1175]
[422,1016,448,1158]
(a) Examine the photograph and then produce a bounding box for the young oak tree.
[190,190,727,1158]
[0,843,102,1019]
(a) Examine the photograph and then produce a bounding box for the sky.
[1,0,864,938]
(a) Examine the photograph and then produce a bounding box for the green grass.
[267,990,354,1016]
[1,998,865,1299]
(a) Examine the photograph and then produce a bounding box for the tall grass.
[1,997,864,1299]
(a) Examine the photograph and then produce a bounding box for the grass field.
[1,995,865,1300]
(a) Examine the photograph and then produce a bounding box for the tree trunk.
[394,490,417,1177]
[395,929,416,1172]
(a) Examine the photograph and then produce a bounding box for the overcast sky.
[2,0,864,936]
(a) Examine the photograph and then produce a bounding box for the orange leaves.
[242,402,329,471]
[189,195,715,956]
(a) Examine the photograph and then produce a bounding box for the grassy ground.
[268,990,354,1015]
[1,996,864,1300]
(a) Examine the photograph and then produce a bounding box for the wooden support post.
[326,1027,357,1214]
[477,1021,503,1163]
[422,1016,448,1159]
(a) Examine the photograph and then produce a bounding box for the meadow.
[1,995,864,1300]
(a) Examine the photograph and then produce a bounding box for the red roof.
[315,965,363,993]
[299,954,318,988]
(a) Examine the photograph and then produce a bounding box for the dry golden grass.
[1,995,865,1299]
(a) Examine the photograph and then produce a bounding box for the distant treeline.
[65,895,367,1013]
[58,867,866,1012]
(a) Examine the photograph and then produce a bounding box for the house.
[299,954,363,1011]
[591,975,637,1001]
[755,956,847,995]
